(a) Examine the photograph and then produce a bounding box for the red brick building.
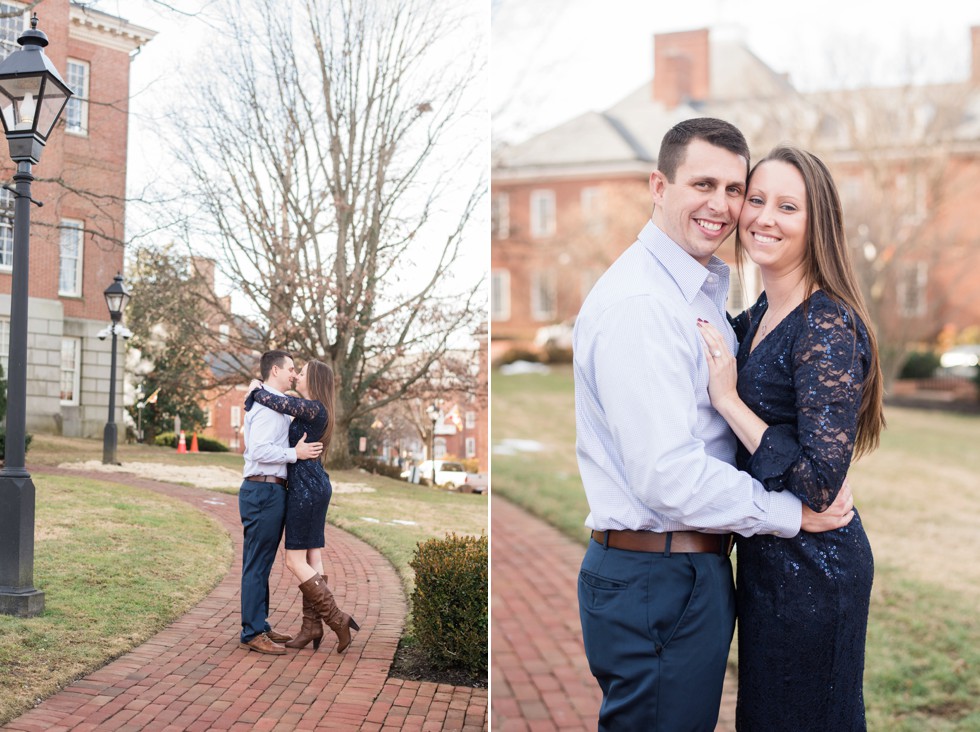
[0,2,153,436]
[492,26,980,376]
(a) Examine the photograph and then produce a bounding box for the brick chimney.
[972,26,980,84]
[653,29,710,108]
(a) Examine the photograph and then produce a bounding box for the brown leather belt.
[245,475,287,487]
[591,530,734,556]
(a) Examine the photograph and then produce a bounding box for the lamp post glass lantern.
[0,13,73,617]
[102,274,131,465]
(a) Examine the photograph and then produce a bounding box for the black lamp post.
[0,14,72,617]
[426,403,439,485]
[102,273,130,465]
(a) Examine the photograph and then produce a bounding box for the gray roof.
[494,34,797,174]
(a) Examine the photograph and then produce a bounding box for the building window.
[206,408,213,427]
[230,405,242,429]
[491,192,509,239]
[581,187,604,234]
[60,337,81,405]
[897,261,928,317]
[530,189,556,238]
[59,220,84,296]
[465,437,476,458]
[65,59,90,135]
[0,4,24,60]
[0,317,8,375]
[0,186,12,269]
[491,269,511,321]
[434,437,447,460]
[464,410,476,429]
[580,267,602,302]
[531,269,558,321]
[218,323,230,343]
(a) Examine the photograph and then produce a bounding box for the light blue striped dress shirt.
[574,220,802,537]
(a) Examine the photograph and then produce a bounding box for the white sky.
[492,0,980,143]
[83,0,489,326]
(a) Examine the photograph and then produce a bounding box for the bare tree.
[157,0,485,464]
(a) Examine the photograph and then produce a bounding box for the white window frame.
[230,405,242,429]
[580,267,602,302]
[464,411,476,429]
[581,186,604,235]
[59,219,84,297]
[529,189,556,238]
[60,337,81,405]
[434,437,447,460]
[491,269,511,322]
[65,59,90,136]
[492,192,510,239]
[0,185,12,270]
[531,269,558,321]
[0,317,8,375]
[0,4,25,60]
[898,261,928,317]
[465,437,476,459]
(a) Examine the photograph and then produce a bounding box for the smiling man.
[572,117,856,731]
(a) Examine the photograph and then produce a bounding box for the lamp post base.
[102,423,118,465]
[0,586,44,616]
[0,473,44,617]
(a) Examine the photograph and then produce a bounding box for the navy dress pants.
[578,539,735,732]
[239,479,286,643]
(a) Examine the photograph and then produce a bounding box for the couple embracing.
[575,118,885,731]
[237,350,360,656]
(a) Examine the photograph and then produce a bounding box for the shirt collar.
[638,220,729,305]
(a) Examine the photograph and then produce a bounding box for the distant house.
[491,26,980,374]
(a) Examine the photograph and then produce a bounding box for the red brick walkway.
[490,496,735,731]
[2,467,487,732]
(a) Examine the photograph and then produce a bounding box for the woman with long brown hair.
[246,359,359,653]
[697,145,884,730]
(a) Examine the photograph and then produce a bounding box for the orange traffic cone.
[177,430,187,454]
[190,433,199,453]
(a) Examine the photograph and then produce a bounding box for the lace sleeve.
[746,300,870,511]
[247,388,326,423]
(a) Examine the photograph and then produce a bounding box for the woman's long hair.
[304,359,336,467]
[736,145,885,457]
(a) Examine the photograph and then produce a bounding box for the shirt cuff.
[761,489,802,538]
[286,447,297,463]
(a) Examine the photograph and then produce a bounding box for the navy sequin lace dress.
[731,290,874,732]
[247,389,332,551]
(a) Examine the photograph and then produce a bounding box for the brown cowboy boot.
[285,594,324,650]
[297,573,360,653]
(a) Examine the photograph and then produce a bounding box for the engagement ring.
[712,350,722,358]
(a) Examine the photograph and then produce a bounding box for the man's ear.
[649,170,667,206]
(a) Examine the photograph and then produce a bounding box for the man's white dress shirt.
[242,384,295,479]
[573,220,802,537]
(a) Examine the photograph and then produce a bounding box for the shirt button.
[706,274,717,284]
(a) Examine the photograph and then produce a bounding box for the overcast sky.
[81,0,488,322]
[492,0,980,143]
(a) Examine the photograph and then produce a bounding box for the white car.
[400,460,469,488]
[940,345,980,378]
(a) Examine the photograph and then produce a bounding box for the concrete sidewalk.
[2,467,487,732]
[490,496,736,731]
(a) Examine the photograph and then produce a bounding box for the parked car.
[400,460,469,488]
[939,344,980,378]
[462,472,488,494]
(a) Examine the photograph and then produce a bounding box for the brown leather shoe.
[239,633,286,655]
[266,628,293,643]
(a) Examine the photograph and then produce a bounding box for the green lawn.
[492,364,980,731]
[0,435,488,725]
